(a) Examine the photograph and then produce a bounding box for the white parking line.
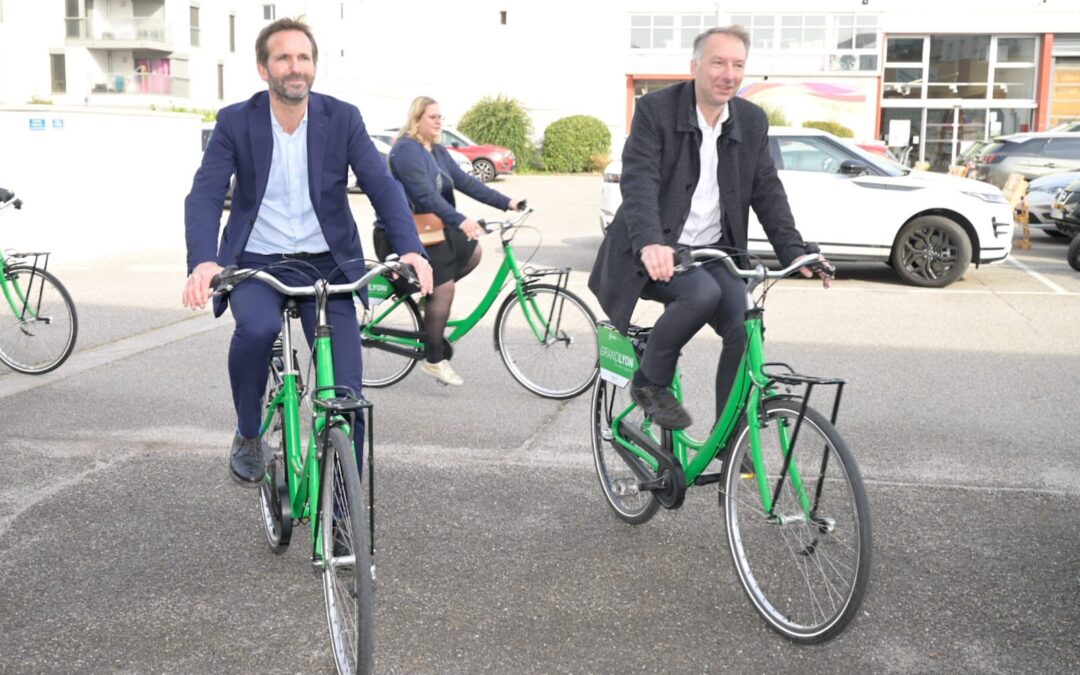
[0,314,223,399]
[1006,256,1070,294]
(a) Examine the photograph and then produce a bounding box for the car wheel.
[1068,236,1080,272]
[890,215,972,288]
[473,159,496,183]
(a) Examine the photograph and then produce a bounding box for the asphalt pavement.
[2,175,1079,673]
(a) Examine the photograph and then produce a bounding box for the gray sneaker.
[229,433,267,486]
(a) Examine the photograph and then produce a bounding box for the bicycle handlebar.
[675,247,834,291]
[210,255,418,297]
[477,205,534,234]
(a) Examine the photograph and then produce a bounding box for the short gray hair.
[692,25,751,61]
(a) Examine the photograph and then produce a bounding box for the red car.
[439,127,516,182]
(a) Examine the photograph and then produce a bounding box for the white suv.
[600,127,1014,287]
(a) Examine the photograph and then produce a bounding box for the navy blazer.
[375,137,510,230]
[184,91,424,314]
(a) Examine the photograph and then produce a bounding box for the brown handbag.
[413,212,446,246]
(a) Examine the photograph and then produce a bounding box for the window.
[229,14,235,52]
[887,37,923,63]
[927,36,989,99]
[731,13,877,72]
[828,14,878,71]
[992,37,1036,100]
[679,15,714,49]
[776,137,852,173]
[1046,137,1080,160]
[500,10,506,25]
[630,15,673,50]
[190,5,199,47]
[217,63,224,100]
[263,4,275,21]
[50,53,66,94]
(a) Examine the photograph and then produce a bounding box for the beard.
[269,73,313,104]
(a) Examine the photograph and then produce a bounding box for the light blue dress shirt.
[244,107,329,254]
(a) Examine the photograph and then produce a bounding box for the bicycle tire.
[320,426,375,675]
[257,399,292,552]
[590,378,660,524]
[494,284,598,399]
[358,294,421,388]
[720,399,872,644]
[0,265,78,374]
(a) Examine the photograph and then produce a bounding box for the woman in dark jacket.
[374,96,523,386]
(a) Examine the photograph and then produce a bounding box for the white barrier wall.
[0,106,204,263]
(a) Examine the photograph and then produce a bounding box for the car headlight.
[961,190,1007,204]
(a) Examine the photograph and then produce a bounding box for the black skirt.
[374,225,478,287]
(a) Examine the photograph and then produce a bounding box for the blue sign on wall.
[29,118,45,130]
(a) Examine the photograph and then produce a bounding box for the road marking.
[0,314,224,399]
[1006,256,1070,294]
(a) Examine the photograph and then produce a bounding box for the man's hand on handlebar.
[183,260,224,310]
[399,252,433,295]
[640,244,677,282]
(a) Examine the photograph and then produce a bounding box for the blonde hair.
[397,96,438,143]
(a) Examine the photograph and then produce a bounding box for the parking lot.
[1,174,1079,673]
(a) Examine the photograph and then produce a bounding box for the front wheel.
[358,295,422,388]
[1068,235,1080,272]
[0,265,78,374]
[590,378,660,524]
[320,427,375,675]
[494,284,598,399]
[890,215,971,287]
[721,399,872,644]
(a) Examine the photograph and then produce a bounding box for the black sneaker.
[630,383,692,429]
[229,433,267,486]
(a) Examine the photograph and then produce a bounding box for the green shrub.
[458,95,534,168]
[757,102,789,127]
[540,115,611,173]
[802,120,854,137]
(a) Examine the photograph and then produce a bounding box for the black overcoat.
[588,81,807,332]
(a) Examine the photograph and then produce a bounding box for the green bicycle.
[0,188,78,374]
[590,248,872,644]
[359,208,599,399]
[213,258,416,675]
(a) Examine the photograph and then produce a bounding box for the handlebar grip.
[209,265,239,292]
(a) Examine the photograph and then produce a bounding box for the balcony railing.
[65,17,171,44]
[91,72,189,98]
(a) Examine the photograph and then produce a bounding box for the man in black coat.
[589,25,824,429]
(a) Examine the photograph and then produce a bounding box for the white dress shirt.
[678,103,731,247]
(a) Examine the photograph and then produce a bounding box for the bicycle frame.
[1,254,52,323]
[363,217,571,353]
[605,252,842,518]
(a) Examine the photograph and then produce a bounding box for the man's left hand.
[799,255,834,288]
[400,252,434,295]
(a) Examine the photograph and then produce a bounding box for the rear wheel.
[320,426,374,675]
[0,265,78,374]
[1068,235,1080,272]
[473,159,496,183]
[590,378,660,524]
[358,295,422,388]
[721,399,872,644]
[494,284,598,399]
[891,215,971,287]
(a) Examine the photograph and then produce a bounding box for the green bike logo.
[597,324,637,387]
[367,275,393,302]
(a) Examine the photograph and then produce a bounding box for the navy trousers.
[639,262,747,420]
[228,252,365,458]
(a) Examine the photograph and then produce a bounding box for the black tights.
[425,246,482,362]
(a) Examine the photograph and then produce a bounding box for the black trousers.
[638,262,747,419]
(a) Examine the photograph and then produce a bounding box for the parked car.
[1049,178,1080,238]
[387,127,515,182]
[950,140,991,176]
[1048,121,1080,133]
[969,132,1080,188]
[600,127,1014,288]
[1021,171,1080,237]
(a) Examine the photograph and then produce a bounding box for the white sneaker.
[420,359,464,386]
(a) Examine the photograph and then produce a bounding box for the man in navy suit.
[183,17,432,485]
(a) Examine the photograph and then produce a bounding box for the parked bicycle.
[0,188,78,374]
[212,257,418,675]
[359,207,599,399]
[590,248,872,644]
